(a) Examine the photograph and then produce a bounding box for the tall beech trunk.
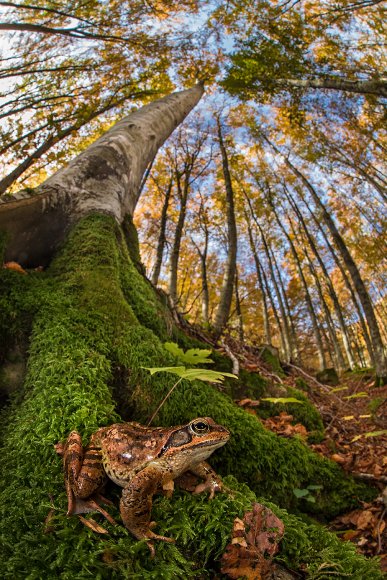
[270,203,327,370]
[169,171,189,304]
[245,212,271,344]
[261,255,288,358]
[258,227,292,362]
[269,244,300,363]
[282,185,355,369]
[213,120,238,338]
[275,76,387,98]
[297,185,375,366]
[0,83,204,267]
[264,136,387,382]
[234,268,244,342]
[152,176,173,286]
[304,248,346,371]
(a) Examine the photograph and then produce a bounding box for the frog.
[56,417,230,555]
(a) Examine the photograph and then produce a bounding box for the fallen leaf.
[221,503,284,580]
[78,515,109,534]
[356,510,374,531]
[3,261,27,274]
[331,454,347,464]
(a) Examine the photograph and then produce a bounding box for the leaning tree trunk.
[0,83,204,267]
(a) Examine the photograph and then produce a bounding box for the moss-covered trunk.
[0,215,382,579]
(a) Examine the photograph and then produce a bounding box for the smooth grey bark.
[275,77,387,98]
[296,184,375,366]
[169,170,189,304]
[191,209,210,326]
[270,201,327,371]
[213,120,238,338]
[304,248,346,371]
[282,185,355,369]
[0,83,204,266]
[151,176,173,286]
[261,254,288,359]
[234,268,244,342]
[245,212,271,344]
[264,135,387,382]
[269,244,300,363]
[168,129,208,304]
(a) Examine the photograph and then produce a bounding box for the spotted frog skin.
[59,417,229,553]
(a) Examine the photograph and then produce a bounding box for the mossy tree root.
[0,214,381,578]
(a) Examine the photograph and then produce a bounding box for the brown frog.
[57,417,229,554]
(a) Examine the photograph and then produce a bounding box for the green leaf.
[143,366,237,384]
[307,485,323,491]
[351,430,387,442]
[306,495,316,503]
[343,392,368,400]
[164,342,214,365]
[261,397,304,405]
[329,386,348,394]
[293,488,310,498]
[143,366,187,377]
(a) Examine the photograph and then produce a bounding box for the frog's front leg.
[62,431,107,514]
[120,464,175,556]
[190,461,223,499]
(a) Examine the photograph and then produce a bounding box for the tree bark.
[270,202,327,371]
[151,176,173,286]
[0,83,204,267]
[282,185,355,369]
[275,77,387,98]
[213,120,238,338]
[264,136,387,382]
[245,212,271,344]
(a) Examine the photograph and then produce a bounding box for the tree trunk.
[0,82,204,267]
[245,213,272,344]
[234,267,244,342]
[276,76,387,98]
[282,185,355,369]
[213,120,238,338]
[270,203,327,371]
[169,170,189,304]
[151,177,173,286]
[264,136,387,382]
[296,184,375,366]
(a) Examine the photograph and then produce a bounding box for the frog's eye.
[191,420,209,435]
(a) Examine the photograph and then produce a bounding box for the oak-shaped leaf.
[220,503,285,579]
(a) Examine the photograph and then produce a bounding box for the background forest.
[1,0,385,378]
[0,0,386,578]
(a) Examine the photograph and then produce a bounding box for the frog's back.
[96,422,172,487]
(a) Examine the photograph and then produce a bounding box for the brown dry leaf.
[356,510,375,531]
[78,515,109,534]
[221,503,284,580]
[330,453,347,464]
[3,261,27,274]
[343,530,360,541]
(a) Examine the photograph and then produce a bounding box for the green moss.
[261,346,285,376]
[0,214,380,578]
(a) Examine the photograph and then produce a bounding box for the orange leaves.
[261,412,308,439]
[221,503,285,579]
[3,261,27,274]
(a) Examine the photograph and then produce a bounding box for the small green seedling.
[293,484,323,503]
[144,342,237,425]
[261,397,304,405]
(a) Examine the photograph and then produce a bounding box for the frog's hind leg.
[62,431,107,513]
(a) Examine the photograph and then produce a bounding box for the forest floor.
[219,339,387,572]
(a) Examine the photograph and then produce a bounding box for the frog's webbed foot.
[70,495,118,526]
[190,461,223,499]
